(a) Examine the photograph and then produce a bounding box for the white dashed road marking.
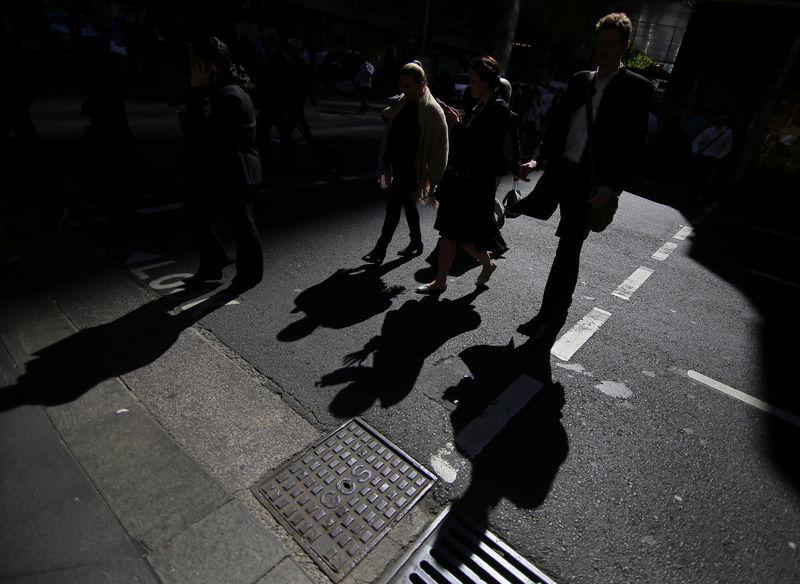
[612,267,654,300]
[551,308,612,361]
[455,375,543,458]
[749,270,800,289]
[687,370,800,426]
[652,242,678,261]
[429,443,459,483]
[673,226,693,240]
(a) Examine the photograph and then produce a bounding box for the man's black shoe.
[397,242,423,257]
[517,313,563,340]
[361,248,386,264]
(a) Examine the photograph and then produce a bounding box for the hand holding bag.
[505,166,560,220]
[495,180,522,228]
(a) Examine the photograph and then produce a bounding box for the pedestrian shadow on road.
[319,289,485,417]
[0,285,237,411]
[441,338,569,532]
[277,257,411,342]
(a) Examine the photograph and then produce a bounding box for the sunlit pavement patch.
[252,418,437,582]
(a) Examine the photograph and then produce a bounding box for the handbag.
[585,187,618,235]
[502,181,523,217]
[495,180,522,228]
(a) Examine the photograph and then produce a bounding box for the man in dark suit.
[513,12,653,341]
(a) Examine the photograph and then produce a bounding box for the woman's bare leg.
[462,243,496,282]
[430,237,456,288]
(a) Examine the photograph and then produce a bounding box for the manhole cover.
[252,418,437,582]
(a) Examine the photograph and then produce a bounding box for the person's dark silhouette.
[319,289,484,417]
[286,39,313,143]
[254,30,293,170]
[443,339,568,531]
[277,258,410,342]
[82,37,155,217]
[179,36,263,292]
[0,287,231,412]
[0,26,66,232]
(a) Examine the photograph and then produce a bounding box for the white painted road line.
[673,226,693,240]
[750,269,800,289]
[180,297,240,311]
[688,370,800,427]
[652,242,678,261]
[612,267,654,300]
[551,308,612,361]
[750,224,800,242]
[455,375,543,458]
[429,443,459,483]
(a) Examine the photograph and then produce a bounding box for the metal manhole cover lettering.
[252,418,437,582]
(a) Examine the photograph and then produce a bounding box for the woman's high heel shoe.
[415,283,447,295]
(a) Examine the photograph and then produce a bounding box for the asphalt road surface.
[21,88,800,584]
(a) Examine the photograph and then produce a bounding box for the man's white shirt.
[563,66,621,164]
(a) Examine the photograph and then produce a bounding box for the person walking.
[178,36,263,294]
[286,38,314,144]
[361,61,449,265]
[355,56,374,113]
[689,113,733,199]
[511,12,653,341]
[254,29,293,170]
[82,36,155,218]
[416,56,520,294]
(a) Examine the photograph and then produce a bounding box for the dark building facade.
[655,0,800,188]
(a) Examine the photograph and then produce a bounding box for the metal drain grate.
[384,506,558,584]
[252,418,437,582]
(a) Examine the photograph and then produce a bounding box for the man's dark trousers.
[376,171,421,252]
[185,186,263,284]
[537,160,592,326]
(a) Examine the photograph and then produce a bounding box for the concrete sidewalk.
[0,227,328,583]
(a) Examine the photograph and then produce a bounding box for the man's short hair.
[596,12,632,44]
[400,61,426,84]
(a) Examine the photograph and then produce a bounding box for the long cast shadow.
[0,285,235,410]
[319,289,485,417]
[444,338,569,532]
[277,257,411,342]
